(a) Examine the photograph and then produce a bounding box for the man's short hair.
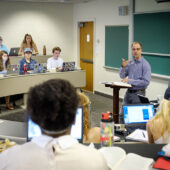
[131,41,142,49]
[52,46,61,53]
[27,79,79,132]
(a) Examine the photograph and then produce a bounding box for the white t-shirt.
[0,135,109,170]
[47,57,63,70]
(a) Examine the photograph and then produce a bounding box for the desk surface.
[0,119,27,143]
[0,70,86,97]
[0,119,165,160]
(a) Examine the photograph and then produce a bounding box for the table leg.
[21,93,27,109]
[113,87,120,123]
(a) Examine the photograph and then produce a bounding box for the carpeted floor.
[0,91,122,127]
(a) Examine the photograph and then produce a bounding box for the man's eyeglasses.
[132,48,141,51]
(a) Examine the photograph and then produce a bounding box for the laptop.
[6,64,19,76]
[62,62,75,71]
[9,47,20,56]
[122,104,155,133]
[27,106,83,143]
[137,94,150,104]
[137,94,159,108]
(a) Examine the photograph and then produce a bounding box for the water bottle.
[100,112,114,147]
[24,63,27,74]
[43,45,46,56]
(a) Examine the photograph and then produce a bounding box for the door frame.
[76,18,96,92]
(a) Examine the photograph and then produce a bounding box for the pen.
[142,132,145,138]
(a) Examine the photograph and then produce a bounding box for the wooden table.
[0,70,86,104]
[105,83,131,123]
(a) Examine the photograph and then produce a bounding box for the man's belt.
[127,89,145,93]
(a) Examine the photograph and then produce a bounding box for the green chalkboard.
[105,26,128,68]
[143,54,170,76]
[134,12,170,76]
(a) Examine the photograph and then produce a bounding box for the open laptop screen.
[9,47,20,56]
[27,106,83,142]
[62,62,75,71]
[123,104,155,124]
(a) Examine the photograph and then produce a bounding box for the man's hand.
[122,58,129,68]
[122,77,129,83]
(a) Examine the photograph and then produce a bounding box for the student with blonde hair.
[78,92,101,143]
[147,87,170,144]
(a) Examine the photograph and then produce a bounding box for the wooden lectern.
[104,82,132,123]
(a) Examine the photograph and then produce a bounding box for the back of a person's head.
[164,87,170,100]
[154,87,170,119]
[160,87,170,120]
[77,92,90,140]
[27,79,79,132]
[78,91,90,106]
[153,98,170,136]
[159,99,170,117]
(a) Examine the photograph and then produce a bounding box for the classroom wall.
[73,0,130,99]
[135,0,170,13]
[0,2,74,61]
[73,0,170,100]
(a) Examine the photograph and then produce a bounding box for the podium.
[104,82,132,123]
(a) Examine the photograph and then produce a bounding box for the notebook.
[122,104,155,132]
[99,147,154,170]
[62,62,75,71]
[27,106,83,143]
[126,129,148,143]
[9,47,20,56]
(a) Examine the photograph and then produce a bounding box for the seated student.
[19,48,36,74]
[18,34,39,56]
[0,79,109,170]
[0,51,14,110]
[78,92,101,144]
[147,87,170,144]
[0,36,9,54]
[47,46,63,71]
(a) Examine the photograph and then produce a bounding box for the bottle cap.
[101,112,113,122]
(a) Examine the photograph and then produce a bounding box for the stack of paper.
[126,129,148,143]
[100,81,132,88]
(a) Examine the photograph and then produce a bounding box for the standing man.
[47,46,63,71]
[0,36,9,54]
[120,42,151,104]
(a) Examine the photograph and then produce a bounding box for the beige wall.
[73,0,130,99]
[0,1,74,61]
[73,0,170,100]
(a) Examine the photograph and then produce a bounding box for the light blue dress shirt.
[0,44,9,54]
[120,57,151,90]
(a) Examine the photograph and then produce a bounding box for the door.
[80,22,94,92]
